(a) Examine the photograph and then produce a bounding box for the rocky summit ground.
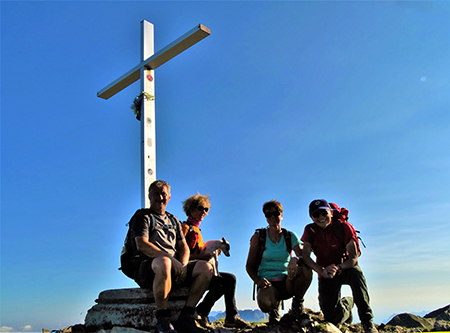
[206,306,449,333]
[48,304,450,333]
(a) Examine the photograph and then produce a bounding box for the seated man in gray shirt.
[125,180,213,333]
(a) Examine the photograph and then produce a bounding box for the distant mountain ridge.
[209,309,268,322]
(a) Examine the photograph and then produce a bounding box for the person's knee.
[194,260,214,279]
[257,288,278,313]
[258,301,272,313]
[223,272,237,282]
[151,256,172,277]
[257,294,273,313]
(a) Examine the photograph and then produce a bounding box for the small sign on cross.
[97,21,210,208]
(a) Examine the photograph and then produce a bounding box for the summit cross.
[97,20,210,208]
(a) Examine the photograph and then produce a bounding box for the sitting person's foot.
[196,313,213,329]
[174,308,206,333]
[224,314,251,328]
[156,318,177,333]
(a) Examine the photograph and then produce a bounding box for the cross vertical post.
[97,21,210,208]
[140,21,156,208]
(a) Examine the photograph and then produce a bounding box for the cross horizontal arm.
[97,24,210,100]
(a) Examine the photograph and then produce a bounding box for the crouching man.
[301,199,378,333]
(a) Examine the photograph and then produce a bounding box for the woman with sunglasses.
[246,200,312,325]
[181,194,250,329]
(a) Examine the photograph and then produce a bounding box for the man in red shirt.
[301,199,377,333]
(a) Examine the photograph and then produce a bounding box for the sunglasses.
[312,210,329,218]
[264,210,280,218]
[197,206,209,213]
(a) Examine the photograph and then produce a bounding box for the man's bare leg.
[152,256,173,309]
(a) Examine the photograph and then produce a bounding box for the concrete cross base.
[84,287,189,332]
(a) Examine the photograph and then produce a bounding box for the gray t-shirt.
[131,209,184,257]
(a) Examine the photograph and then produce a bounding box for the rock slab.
[84,288,189,332]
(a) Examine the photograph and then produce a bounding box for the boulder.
[314,322,342,333]
[84,287,189,332]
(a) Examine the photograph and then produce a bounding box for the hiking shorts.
[134,259,197,289]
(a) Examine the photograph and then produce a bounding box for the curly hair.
[262,200,283,214]
[182,194,211,217]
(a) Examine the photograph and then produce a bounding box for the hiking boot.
[174,312,205,333]
[196,314,212,329]
[224,315,251,328]
[362,321,378,333]
[280,297,305,324]
[268,308,281,325]
[156,318,177,333]
[291,297,305,318]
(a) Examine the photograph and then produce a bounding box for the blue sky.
[1,1,449,331]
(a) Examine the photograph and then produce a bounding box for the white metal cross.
[97,20,210,208]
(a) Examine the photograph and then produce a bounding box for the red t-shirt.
[301,221,358,268]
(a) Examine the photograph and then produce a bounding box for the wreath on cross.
[131,92,155,120]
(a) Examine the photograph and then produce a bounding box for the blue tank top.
[258,229,300,280]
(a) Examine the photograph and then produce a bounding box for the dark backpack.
[252,227,293,300]
[119,209,178,279]
[307,203,365,259]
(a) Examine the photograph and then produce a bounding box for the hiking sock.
[292,297,304,315]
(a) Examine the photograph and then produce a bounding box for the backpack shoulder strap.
[281,228,292,254]
[256,227,292,254]
[180,221,194,234]
[165,211,178,229]
[256,228,267,251]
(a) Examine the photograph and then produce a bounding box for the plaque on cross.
[97,20,210,208]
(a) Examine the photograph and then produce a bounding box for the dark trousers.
[318,265,374,325]
[196,272,238,318]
